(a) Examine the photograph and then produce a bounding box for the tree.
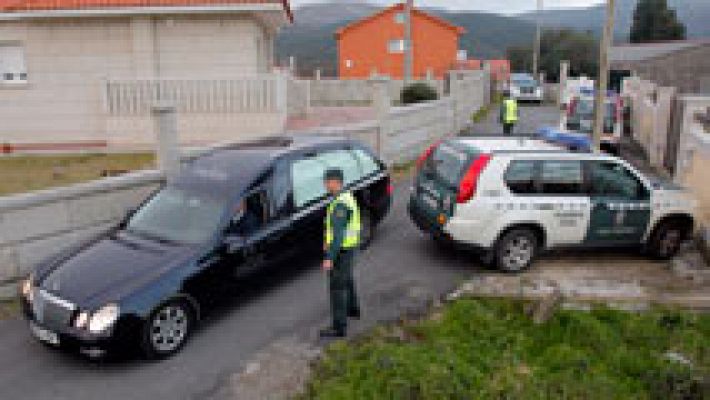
[630,0,686,43]
[507,29,599,82]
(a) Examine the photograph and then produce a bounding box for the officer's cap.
[323,168,344,182]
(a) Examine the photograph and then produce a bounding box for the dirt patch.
[221,338,321,400]
[450,250,710,311]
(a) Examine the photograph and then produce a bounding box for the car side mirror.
[118,207,137,229]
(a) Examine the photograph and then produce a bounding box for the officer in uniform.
[320,168,361,338]
[500,90,519,135]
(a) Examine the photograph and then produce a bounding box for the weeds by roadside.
[471,92,503,124]
[301,298,710,399]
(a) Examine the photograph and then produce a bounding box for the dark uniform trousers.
[503,123,515,135]
[328,249,359,332]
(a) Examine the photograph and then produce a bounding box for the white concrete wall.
[297,70,490,166]
[308,78,445,107]
[0,14,282,147]
[674,95,710,225]
[0,171,163,298]
[623,76,677,170]
[381,98,455,165]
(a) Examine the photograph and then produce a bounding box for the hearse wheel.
[141,299,195,359]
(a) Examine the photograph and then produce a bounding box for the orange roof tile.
[0,0,292,20]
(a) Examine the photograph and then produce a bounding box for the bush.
[400,82,438,105]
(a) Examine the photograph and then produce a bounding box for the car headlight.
[88,304,120,333]
[74,311,90,329]
[21,274,34,303]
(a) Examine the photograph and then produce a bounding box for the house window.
[345,59,354,69]
[394,12,406,24]
[388,39,407,54]
[0,44,27,83]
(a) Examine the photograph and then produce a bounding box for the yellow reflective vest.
[503,98,519,123]
[325,192,361,249]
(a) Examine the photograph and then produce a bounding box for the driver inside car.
[231,198,262,236]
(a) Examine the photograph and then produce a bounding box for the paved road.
[466,103,562,136]
[0,181,477,400]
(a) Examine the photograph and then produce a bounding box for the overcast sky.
[290,0,606,15]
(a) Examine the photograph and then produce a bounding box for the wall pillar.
[651,86,676,169]
[288,56,296,75]
[152,103,180,182]
[315,69,321,81]
[369,76,391,157]
[448,70,462,134]
[559,61,570,107]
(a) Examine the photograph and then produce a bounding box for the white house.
[0,0,293,150]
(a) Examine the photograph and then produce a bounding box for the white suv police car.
[409,137,696,272]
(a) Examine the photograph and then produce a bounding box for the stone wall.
[0,171,163,298]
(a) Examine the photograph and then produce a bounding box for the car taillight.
[386,183,394,196]
[457,154,492,204]
[416,141,441,169]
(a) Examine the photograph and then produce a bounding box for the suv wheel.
[495,228,539,272]
[648,221,687,260]
[141,300,194,359]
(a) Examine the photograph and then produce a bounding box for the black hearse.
[20,136,391,358]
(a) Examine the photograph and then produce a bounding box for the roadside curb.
[447,274,710,312]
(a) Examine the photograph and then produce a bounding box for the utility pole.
[592,0,616,152]
[532,0,543,77]
[404,0,414,84]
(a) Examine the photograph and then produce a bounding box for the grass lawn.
[302,299,710,399]
[0,153,155,196]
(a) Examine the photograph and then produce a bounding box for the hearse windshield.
[125,187,227,244]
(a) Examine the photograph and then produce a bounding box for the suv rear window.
[426,144,469,187]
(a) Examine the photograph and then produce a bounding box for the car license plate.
[30,322,60,346]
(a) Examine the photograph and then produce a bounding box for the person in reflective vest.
[500,90,519,135]
[320,168,361,338]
